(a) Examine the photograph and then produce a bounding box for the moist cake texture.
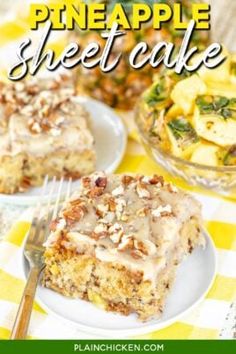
[0,76,96,194]
[43,172,205,321]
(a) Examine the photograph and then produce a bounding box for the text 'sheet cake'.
[0,76,96,194]
[42,172,205,321]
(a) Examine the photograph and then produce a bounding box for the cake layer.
[0,76,96,193]
[0,150,95,194]
[43,248,177,320]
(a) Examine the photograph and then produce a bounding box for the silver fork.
[10,176,72,340]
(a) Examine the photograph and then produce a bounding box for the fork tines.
[27,176,72,247]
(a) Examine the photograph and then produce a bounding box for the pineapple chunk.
[166,117,199,158]
[206,82,236,98]
[171,75,206,115]
[87,290,107,310]
[166,104,183,118]
[193,96,236,147]
[190,143,219,166]
[50,264,59,276]
[191,47,230,83]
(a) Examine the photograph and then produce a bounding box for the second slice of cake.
[0,76,96,194]
[43,172,205,321]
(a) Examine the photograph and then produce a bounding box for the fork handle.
[10,267,42,339]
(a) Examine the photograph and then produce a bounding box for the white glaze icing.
[46,173,205,284]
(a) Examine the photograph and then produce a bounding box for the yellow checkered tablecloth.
[0,138,236,339]
[0,10,235,340]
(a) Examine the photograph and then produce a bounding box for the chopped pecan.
[122,175,134,186]
[90,227,108,240]
[107,197,116,212]
[136,182,150,199]
[63,203,87,223]
[89,186,104,198]
[96,209,103,218]
[134,240,149,256]
[95,176,107,188]
[70,198,85,206]
[166,183,178,193]
[118,234,134,251]
[149,175,164,186]
[28,120,42,134]
[96,203,109,218]
[39,119,51,132]
[135,175,144,182]
[26,84,39,95]
[130,249,145,259]
[82,176,91,188]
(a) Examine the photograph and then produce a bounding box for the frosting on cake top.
[46,172,205,282]
[0,76,94,157]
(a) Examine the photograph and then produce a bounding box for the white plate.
[22,229,216,338]
[0,96,127,205]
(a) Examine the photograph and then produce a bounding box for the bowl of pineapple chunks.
[135,48,236,192]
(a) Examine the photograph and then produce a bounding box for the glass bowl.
[135,99,236,193]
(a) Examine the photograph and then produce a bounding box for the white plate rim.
[21,229,217,338]
[0,96,127,206]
